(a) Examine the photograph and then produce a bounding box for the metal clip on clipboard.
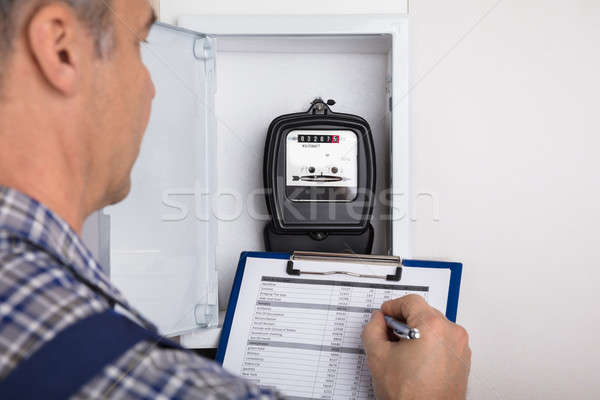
[286,251,403,281]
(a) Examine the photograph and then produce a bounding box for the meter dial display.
[285,130,358,202]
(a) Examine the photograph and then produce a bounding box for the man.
[0,0,471,398]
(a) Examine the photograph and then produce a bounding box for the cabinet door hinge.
[194,37,217,94]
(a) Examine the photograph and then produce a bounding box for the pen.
[383,315,421,340]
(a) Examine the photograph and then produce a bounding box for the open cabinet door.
[100,23,218,336]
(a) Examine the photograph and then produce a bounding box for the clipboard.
[217,251,463,364]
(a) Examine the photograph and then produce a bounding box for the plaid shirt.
[0,186,282,399]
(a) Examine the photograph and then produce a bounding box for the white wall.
[409,1,600,399]
[160,1,600,399]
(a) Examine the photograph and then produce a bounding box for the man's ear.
[27,3,86,96]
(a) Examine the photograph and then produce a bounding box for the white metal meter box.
[83,15,410,338]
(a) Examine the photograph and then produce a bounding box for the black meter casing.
[263,99,376,254]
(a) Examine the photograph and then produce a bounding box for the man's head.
[0,0,156,230]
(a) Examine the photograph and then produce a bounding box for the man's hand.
[361,295,471,400]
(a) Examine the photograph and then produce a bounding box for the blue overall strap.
[0,309,182,399]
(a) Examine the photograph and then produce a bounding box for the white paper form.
[222,257,452,400]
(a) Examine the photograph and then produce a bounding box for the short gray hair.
[0,0,114,77]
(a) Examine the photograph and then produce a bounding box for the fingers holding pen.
[381,294,444,330]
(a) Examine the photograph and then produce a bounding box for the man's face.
[90,0,156,206]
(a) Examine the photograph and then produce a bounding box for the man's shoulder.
[0,235,284,399]
[0,234,110,379]
[0,232,105,303]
